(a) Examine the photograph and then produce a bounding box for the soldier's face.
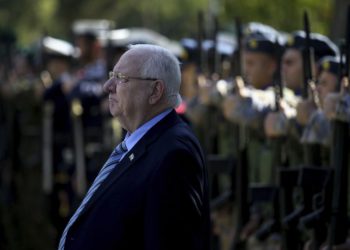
[180,63,197,99]
[76,37,94,63]
[103,51,153,131]
[282,49,303,92]
[316,71,338,107]
[242,51,276,89]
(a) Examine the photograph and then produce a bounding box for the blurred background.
[1,0,350,250]
[1,0,349,44]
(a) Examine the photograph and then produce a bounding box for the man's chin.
[110,109,122,117]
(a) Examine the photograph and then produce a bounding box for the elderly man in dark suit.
[58,44,210,250]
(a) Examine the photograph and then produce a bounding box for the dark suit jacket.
[64,110,210,250]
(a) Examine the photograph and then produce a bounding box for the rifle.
[302,11,312,99]
[105,22,115,76]
[42,101,54,194]
[0,28,16,81]
[212,15,220,77]
[273,38,283,113]
[255,38,284,241]
[197,11,208,75]
[71,98,87,198]
[326,5,350,248]
[281,11,322,249]
[230,18,249,250]
[327,112,349,248]
[301,11,322,166]
[299,169,333,250]
[298,37,349,250]
[233,18,242,79]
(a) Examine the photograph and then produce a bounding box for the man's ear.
[149,80,165,105]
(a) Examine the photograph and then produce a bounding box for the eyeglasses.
[109,71,158,84]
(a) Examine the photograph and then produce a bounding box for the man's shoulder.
[160,120,203,156]
[144,110,203,155]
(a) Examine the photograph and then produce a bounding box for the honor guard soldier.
[68,22,109,196]
[1,42,53,249]
[220,25,287,246]
[300,56,340,147]
[263,28,341,250]
[265,31,339,154]
[41,36,77,241]
[265,31,339,165]
[222,29,283,182]
[282,31,339,95]
[0,27,17,250]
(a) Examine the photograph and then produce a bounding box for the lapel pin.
[129,153,134,161]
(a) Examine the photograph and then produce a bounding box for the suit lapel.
[76,110,182,220]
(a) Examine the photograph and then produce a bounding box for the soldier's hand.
[240,214,261,240]
[296,99,317,126]
[264,111,288,137]
[198,74,215,105]
[222,94,241,123]
[324,92,342,120]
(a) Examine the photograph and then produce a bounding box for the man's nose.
[103,78,115,93]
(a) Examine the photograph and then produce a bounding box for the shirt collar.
[124,108,172,151]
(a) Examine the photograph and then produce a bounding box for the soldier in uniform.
[221,26,286,246]
[1,46,55,249]
[265,31,339,165]
[222,31,281,129]
[40,36,76,242]
[67,31,108,192]
[263,32,340,250]
[300,56,340,147]
[281,31,338,95]
[0,27,17,250]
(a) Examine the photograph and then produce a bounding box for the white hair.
[128,44,182,107]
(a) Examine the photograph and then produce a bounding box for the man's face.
[242,51,276,89]
[76,37,93,63]
[317,71,338,106]
[103,51,152,130]
[180,63,197,99]
[281,49,303,92]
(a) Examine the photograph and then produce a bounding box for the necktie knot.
[114,140,128,155]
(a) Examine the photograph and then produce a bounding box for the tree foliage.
[0,0,342,45]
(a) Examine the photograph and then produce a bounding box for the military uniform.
[1,50,55,249]
[40,36,77,239]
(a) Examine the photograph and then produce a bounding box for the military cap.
[245,22,279,39]
[180,38,198,63]
[101,28,185,59]
[286,31,339,60]
[244,22,288,43]
[211,32,236,56]
[72,19,114,38]
[243,32,281,56]
[42,36,76,59]
[180,32,236,61]
[317,56,340,76]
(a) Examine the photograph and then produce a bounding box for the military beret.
[286,31,339,60]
